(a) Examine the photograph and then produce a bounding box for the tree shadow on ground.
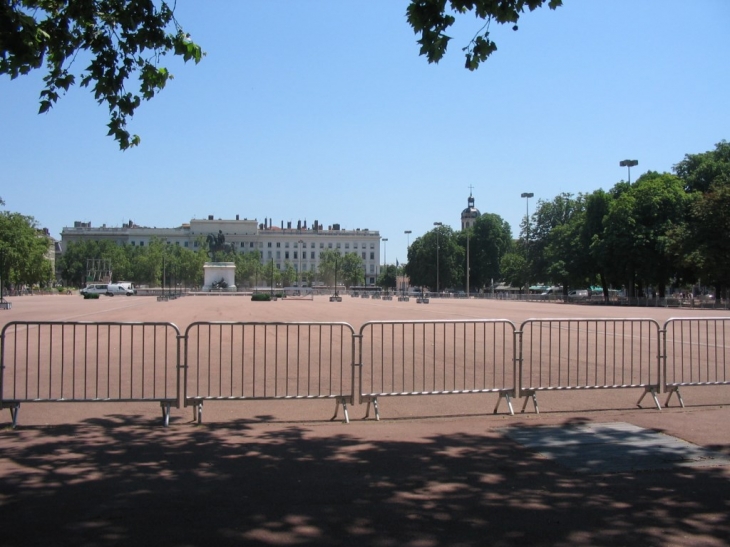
[0,415,729,547]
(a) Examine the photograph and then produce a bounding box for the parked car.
[80,284,109,296]
[106,282,135,296]
[568,289,589,299]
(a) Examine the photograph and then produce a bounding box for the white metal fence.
[1,317,728,427]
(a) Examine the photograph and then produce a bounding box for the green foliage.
[406,0,562,70]
[234,250,262,288]
[280,261,297,288]
[674,141,730,193]
[251,292,271,302]
[0,210,53,290]
[1,0,204,149]
[83,292,100,299]
[377,264,397,290]
[500,250,528,289]
[466,213,512,288]
[405,225,461,291]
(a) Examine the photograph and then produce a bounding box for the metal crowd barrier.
[183,322,355,423]
[357,320,518,419]
[663,318,730,407]
[519,319,662,413]
[2,317,729,427]
[0,321,181,427]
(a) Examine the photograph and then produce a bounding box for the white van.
[80,283,109,296]
[106,282,135,296]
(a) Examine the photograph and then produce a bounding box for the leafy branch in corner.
[406,0,562,71]
[0,0,205,149]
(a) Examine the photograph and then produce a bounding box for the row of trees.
[403,141,730,299]
[57,238,369,289]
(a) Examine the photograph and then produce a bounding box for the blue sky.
[1,0,728,265]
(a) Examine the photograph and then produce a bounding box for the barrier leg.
[6,403,20,429]
[664,386,685,408]
[637,387,662,411]
[160,402,171,427]
[191,400,203,424]
[363,397,380,420]
[330,397,350,424]
[493,392,515,416]
[520,391,539,414]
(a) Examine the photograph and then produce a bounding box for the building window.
[276,263,281,270]
[320,242,324,249]
[311,251,315,259]
[285,251,290,259]
[328,243,333,249]
[370,252,374,260]
[370,243,374,249]
[354,243,358,249]
[131,241,135,246]
[362,252,366,259]
[140,241,145,247]
[276,242,281,248]
[268,242,272,248]
[184,242,189,248]
[345,243,349,249]
[310,242,315,248]
[194,241,198,248]
[336,243,341,249]
[370,265,375,273]
[267,251,272,259]
[240,242,245,247]
[293,251,298,259]
[276,251,281,259]
[250,242,254,248]
[285,242,289,248]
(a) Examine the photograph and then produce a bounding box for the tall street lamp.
[466,229,470,298]
[433,222,442,293]
[298,239,303,291]
[520,192,534,232]
[521,192,534,293]
[382,238,388,291]
[403,230,412,295]
[620,159,638,184]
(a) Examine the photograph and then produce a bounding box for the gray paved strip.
[502,422,730,473]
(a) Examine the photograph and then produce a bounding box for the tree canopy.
[407,0,562,70]
[0,210,53,290]
[2,1,566,148]
[1,0,203,149]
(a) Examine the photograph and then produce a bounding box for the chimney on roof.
[208,215,214,220]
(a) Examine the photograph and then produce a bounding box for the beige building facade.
[59,216,382,285]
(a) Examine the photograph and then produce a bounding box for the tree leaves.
[1,0,204,150]
[407,0,563,69]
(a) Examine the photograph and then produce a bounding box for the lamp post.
[382,238,388,293]
[620,159,638,184]
[466,230,470,297]
[520,192,534,232]
[521,193,534,293]
[403,230,412,295]
[298,239,303,293]
[433,222,442,293]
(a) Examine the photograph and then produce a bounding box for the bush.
[84,293,100,299]
[251,293,271,301]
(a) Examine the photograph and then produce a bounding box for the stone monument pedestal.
[203,262,237,292]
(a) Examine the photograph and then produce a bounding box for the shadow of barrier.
[1,317,728,427]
